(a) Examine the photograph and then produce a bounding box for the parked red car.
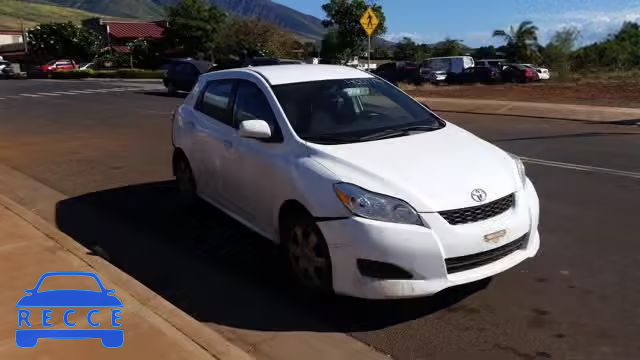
[39,59,77,72]
[501,64,537,83]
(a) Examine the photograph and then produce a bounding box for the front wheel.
[174,151,197,206]
[167,82,178,95]
[282,214,333,293]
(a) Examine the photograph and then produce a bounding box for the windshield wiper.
[301,134,362,144]
[359,125,440,141]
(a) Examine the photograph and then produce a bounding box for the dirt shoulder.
[404,80,640,109]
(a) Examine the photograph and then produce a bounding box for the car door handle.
[223,140,233,149]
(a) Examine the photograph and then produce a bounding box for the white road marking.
[2,87,139,99]
[521,156,640,179]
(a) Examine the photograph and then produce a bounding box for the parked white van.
[420,56,474,83]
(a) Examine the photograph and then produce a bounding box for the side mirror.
[238,119,272,140]
[24,289,33,294]
[105,289,115,295]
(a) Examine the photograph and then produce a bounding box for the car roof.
[171,59,213,72]
[207,64,374,85]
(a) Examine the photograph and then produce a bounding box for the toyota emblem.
[470,189,487,202]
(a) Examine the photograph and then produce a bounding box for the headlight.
[509,153,526,186]
[333,183,422,225]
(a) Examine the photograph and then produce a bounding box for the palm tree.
[492,21,540,62]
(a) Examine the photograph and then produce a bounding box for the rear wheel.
[281,213,333,293]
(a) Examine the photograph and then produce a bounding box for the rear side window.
[176,63,198,75]
[197,80,235,126]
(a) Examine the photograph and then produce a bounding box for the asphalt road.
[1,79,639,360]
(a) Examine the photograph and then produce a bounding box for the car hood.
[16,290,123,307]
[306,122,521,212]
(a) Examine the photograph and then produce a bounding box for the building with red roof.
[83,18,167,54]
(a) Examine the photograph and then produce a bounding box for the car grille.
[439,193,514,225]
[445,234,528,274]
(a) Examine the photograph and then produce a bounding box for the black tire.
[281,212,333,294]
[167,81,178,95]
[174,151,197,206]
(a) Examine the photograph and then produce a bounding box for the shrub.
[115,69,164,79]
[46,68,164,79]
[50,70,94,79]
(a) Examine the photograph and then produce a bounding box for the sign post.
[359,7,379,71]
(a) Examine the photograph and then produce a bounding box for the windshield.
[37,275,102,292]
[423,58,451,72]
[272,78,444,144]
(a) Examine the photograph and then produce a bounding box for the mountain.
[207,0,326,41]
[24,0,164,19]
[24,0,327,41]
[0,0,104,29]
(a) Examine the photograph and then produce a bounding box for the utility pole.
[20,18,28,54]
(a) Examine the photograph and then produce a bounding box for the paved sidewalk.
[417,96,640,123]
[0,194,253,360]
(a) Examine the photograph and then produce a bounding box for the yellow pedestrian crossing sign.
[359,7,379,36]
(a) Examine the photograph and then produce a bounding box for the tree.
[165,0,226,60]
[393,37,417,60]
[127,38,167,69]
[321,0,387,63]
[572,21,640,71]
[415,43,432,63]
[218,18,301,61]
[27,22,100,62]
[371,44,391,59]
[541,27,579,76]
[432,38,464,57]
[473,45,498,59]
[320,29,346,63]
[492,21,540,62]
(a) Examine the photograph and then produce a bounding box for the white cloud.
[530,7,640,45]
[382,32,431,43]
[384,6,640,48]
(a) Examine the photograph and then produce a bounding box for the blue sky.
[275,0,640,47]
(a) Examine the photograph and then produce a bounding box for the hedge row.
[49,69,165,80]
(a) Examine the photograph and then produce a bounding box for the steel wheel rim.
[287,224,329,288]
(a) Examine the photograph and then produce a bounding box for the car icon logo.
[470,188,487,202]
[15,271,123,348]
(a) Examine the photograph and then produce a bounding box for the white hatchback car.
[171,64,540,299]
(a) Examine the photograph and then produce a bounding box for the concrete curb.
[0,192,254,360]
[415,96,640,123]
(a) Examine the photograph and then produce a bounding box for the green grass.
[557,70,640,84]
[0,0,105,29]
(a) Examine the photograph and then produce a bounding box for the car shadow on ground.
[55,181,489,333]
